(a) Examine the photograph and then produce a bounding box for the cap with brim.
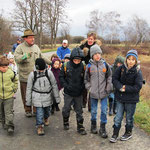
[22,29,35,38]
[73,57,82,60]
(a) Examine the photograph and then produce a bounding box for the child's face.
[127,56,136,69]
[53,61,60,69]
[93,53,101,62]
[87,36,95,45]
[9,58,14,64]
[0,66,9,73]
[73,59,81,64]
[117,62,123,67]
[64,58,70,62]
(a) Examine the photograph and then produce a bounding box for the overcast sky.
[0,0,150,36]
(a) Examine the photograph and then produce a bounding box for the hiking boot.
[25,112,32,117]
[63,117,69,130]
[37,125,45,136]
[110,126,120,143]
[7,126,14,134]
[120,129,132,141]
[99,123,108,138]
[91,121,97,134]
[77,120,87,135]
[44,118,49,126]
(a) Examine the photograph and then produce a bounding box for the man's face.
[24,36,35,46]
[62,42,68,48]
[73,59,81,64]
[0,66,9,73]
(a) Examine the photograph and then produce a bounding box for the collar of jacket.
[24,41,34,47]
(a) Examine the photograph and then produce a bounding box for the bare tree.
[86,10,121,43]
[0,14,12,54]
[44,0,68,48]
[123,15,150,45]
[12,0,45,48]
[104,11,121,44]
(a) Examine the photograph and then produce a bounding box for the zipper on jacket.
[2,73,4,99]
[97,63,100,99]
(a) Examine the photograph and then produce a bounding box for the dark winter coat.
[112,64,143,103]
[59,60,85,97]
[51,67,62,91]
[59,47,85,97]
[79,39,102,64]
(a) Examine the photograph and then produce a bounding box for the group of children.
[0,45,143,144]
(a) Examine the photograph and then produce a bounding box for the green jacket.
[0,68,18,99]
[14,41,51,82]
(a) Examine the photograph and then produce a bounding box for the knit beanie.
[90,44,102,58]
[35,58,46,70]
[126,49,138,60]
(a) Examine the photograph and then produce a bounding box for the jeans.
[114,101,136,129]
[36,106,50,126]
[91,97,107,124]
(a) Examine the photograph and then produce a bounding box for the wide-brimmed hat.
[21,29,35,38]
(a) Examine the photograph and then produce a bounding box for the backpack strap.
[11,71,16,82]
[87,62,91,78]
[103,61,109,78]
[45,69,51,86]
[82,61,86,71]
[33,71,37,86]
[64,62,68,75]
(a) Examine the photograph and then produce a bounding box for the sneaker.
[44,118,49,126]
[120,132,132,141]
[25,112,32,117]
[37,126,45,136]
[7,126,14,134]
[110,134,118,143]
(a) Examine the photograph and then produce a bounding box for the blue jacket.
[12,43,19,53]
[112,64,143,103]
[56,46,71,60]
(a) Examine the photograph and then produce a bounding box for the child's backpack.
[87,61,109,78]
[32,69,51,87]
[63,61,86,75]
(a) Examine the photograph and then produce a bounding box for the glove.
[22,53,31,60]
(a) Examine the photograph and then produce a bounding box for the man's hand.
[22,53,31,60]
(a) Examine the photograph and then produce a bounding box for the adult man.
[12,38,22,53]
[56,40,71,61]
[14,29,51,117]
